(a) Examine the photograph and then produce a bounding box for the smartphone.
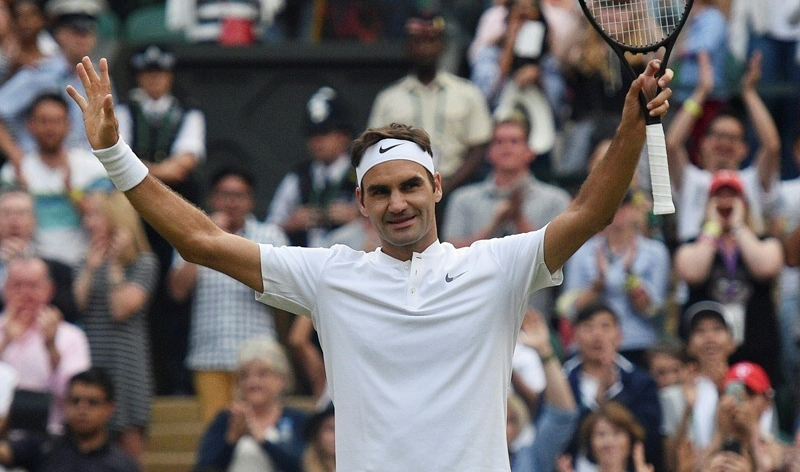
[724,381,746,404]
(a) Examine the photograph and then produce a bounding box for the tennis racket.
[578,0,693,215]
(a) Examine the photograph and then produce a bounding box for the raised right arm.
[740,53,780,192]
[66,57,264,293]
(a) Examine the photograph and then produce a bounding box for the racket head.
[578,0,694,54]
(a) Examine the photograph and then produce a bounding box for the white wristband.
[92,137,149,192]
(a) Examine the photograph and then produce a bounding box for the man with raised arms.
[66,56,672,472]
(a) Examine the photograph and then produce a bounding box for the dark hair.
[209,166,256,192]
[645,338,683,367]
[305,404,335,440]
[25,92,69,120]
[574,301,619,326]
[705,109,745,135]
[580,402,645,465]
[69,367,115,402]
[350,123,433,170]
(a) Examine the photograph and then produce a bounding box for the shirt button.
[404,265,410,270]
[411,287,416,294]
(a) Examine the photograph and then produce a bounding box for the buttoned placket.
[405,254,424,308]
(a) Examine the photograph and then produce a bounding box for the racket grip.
[646,123,675,215]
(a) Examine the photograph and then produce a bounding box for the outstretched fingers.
[99,58,112,89]
[83,55,101,83]
[65,85,87,111]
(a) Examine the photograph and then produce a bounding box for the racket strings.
[589,0,687,48]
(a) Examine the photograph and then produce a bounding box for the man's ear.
[433,173,443,203]
[356,187,368,217]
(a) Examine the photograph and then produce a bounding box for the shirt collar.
[374,239,444,265]
[404,72,447,91]
[564,353,635,374]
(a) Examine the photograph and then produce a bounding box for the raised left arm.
[544,61,672,273]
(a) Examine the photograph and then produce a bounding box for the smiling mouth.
[387,215,415,227]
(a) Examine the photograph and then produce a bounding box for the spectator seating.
[123,4,186,44]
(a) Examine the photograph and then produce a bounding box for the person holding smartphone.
[699,362,786,472]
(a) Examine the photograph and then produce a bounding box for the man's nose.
[387,191,408,213]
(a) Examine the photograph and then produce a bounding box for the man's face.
[209,175,254,229]
[65,382,113,438]
[357,159,442,258]
[307,130,351,164]
[699,117,748,172]
[0,192,36,240]
[574,311,621,364]
[487,122,534,173]
[607,201,644,233]
[54,25,96,63]
[406,30,445,69]
[687,318,735,362]
[27,100,69,154]
[136,69,174,100]
[3,259,54,320]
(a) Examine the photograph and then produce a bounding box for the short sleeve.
[257,245,333,317]
[482,225,562,297]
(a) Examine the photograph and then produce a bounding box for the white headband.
[356,138,435,186]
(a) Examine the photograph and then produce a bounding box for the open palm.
[65,56,119,150]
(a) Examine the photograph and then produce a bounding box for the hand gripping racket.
[578,0,693,215]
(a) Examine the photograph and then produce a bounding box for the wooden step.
[144,395,317,472]
[144,451,195,472]
[151,396,202,423]
[148,422,205,453]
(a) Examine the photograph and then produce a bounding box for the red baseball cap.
[723,361,772,394]
[709,170,744,196]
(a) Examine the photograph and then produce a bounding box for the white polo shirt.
[258,228,561,472]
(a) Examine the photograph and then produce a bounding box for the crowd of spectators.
[0,0,799,471]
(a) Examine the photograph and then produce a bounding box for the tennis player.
[67,56,672,472]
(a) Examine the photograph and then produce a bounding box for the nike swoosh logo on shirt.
[379,143,404,153]
[445,271,467,283]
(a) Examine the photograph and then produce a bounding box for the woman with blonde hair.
[195,336,307,472]
[73,190,159,463]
